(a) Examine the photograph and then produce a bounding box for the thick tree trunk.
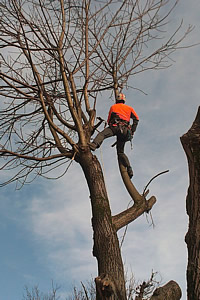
[180,106,200,300]
[79,150,126,299]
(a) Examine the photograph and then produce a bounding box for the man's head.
[116,93,126,103]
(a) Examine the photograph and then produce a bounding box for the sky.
[0,1,200,299]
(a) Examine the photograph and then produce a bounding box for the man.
[89,93,139,178]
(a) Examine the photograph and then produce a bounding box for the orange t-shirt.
[107,103,139,123]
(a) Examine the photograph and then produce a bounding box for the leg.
[117,140,133,178]
[90,127,114,150]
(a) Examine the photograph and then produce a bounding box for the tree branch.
[118,160,145,203]
[112,158,157,231]
[112,196,156,232]
[0,148,73,161]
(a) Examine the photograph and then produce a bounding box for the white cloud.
[23,165,96,287]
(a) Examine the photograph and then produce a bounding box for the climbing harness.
[111,120,133,148]
[116,120,133,142]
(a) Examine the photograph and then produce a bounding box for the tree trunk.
[79,150,126,299]
[149,280,182,300]
[180,106,200,300]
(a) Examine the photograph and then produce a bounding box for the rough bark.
[149,280,182,300]
[180,106,200,300]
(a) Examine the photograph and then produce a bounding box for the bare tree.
[0,0,191,299]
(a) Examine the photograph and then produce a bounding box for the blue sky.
[0,1,200,299]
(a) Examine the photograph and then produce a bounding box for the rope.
[100,146,106,176]
[99,146,109,196]
[120,200,132,248]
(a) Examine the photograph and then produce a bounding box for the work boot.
[127,166,133,178]
[88,142,97,151]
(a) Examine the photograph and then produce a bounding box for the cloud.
[23,165,96,286]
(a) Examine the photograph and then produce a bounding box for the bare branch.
[0,0,192,186]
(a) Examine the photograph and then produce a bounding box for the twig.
[143,170,169,196]
[143,170,169,228]
[81,281,90,300]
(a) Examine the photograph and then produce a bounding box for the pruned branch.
[150,280,182,300]
[112,162,171,231]
[112,195,156,232]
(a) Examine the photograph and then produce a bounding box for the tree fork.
[181,106,200,300]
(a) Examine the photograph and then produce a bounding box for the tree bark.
[180,106,200,300]
[79,150,127,299]
[149,280,182,300]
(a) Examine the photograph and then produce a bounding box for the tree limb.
[112,158,157,231]
[112,196,156,232]
[0,148,73,161]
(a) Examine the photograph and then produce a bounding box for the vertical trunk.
[79,150,126,299]
[180,106,200,300]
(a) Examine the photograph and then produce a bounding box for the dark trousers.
[93,126,131,168]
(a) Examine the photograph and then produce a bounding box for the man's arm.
[130,109,139,133]
[131,118,139,133]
